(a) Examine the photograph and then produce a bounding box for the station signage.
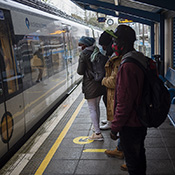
[97,17,106,23]
[118,18,133,23]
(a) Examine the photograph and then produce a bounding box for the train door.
[0,9,25,158]
[63,26,73,88]
[0,50,7,159]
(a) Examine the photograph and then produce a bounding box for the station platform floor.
[1,84,175,175]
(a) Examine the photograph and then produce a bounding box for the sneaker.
[88,133,104,141]
[101,120,107,124]
[100,121,111,130]
[105,147,124,159]
[120,164,128,171]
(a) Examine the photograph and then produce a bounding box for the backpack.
[121,57,171,128]
[90,53,108,82]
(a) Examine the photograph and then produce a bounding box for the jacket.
[101,53,122,121]
[77,46,105,99]
[111,51,147,133]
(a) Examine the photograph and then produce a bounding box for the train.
[0,0,102,166]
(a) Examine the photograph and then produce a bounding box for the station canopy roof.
[71,0,175,25]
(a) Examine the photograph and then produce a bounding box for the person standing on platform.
[99,30,122,130]
[99,30,125,165]
[77,36,106,141]
[98,30,113,113]
[110,25,147,175]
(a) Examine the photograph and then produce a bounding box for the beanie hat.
[78,36,95,47]
[99,31,112,46]
[114,25,136,43]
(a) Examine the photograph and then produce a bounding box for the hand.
[110,131,119,140]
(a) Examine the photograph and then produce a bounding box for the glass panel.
[48,35,65,74]
[0,18,20,96]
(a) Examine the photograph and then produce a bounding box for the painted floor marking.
[73,136,93,144]
[83,149,107,152]
[34,98,85,175]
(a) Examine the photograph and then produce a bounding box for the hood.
[85,45,94,51]
[122,51,148,69]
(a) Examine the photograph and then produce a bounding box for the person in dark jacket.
[77,36,105,141]
[99,30,114,57]
[110,25,147,175]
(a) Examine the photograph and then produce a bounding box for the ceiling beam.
[71,0,160,22]
[85,6,152,26]
[132,0,175,12]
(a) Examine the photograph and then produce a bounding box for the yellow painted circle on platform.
[73,136,93,144]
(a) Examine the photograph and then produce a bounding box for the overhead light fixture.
[114,0,119,16]
[89,5,98,10]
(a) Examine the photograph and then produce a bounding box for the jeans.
[120,126,147,175]
[87,96,101,133]
[117,138,123,151]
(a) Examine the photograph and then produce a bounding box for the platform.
[1,84,175,175]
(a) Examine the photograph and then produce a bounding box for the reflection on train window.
[28,34,66,83]
[50,36,65,74]
[0,18,21,96]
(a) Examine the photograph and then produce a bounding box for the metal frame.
[71,0,169,71]
[132,0,175,12]
[72,0,161,22]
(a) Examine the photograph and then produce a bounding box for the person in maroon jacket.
[110,25,147,175]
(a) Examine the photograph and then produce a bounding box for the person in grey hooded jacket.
[77,36,106,141]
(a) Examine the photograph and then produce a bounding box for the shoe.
[105,147,124,159]
[36,80,39,83]
[120,164,128,171]
[100,121,111,130]
[101,120,107,124]
[88,133,104,141]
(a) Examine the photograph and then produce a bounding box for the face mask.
[99,46,106,55]
[112,44,119,56]
[112,43,123,56]
[78,45,86,51]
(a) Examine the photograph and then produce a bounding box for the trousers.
[87,96,101,133]
[120,126,147,175]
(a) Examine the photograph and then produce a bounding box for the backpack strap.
[121,57,146,74]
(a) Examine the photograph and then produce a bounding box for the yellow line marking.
[27,91,42,93]
[83,149,107,152]
[35,98,85,175]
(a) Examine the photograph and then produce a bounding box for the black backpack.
[121,57,171,128]
[90,53,108,82]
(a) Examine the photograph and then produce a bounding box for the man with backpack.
[110,25,148,175]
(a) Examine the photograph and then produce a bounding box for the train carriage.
[0,0,102,165]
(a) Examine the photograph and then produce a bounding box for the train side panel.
[0,0,102,162]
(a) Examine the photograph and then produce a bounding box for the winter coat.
[77,47,105,99]
[111,51,147,133]
[101,53,122,121]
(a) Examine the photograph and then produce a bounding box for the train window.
[0,17,22,97]
[49,36,65,74]
[29,34,66,83]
